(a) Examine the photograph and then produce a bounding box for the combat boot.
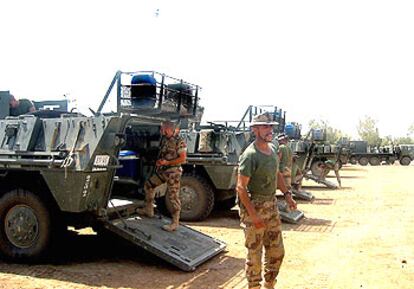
[162,212,179,232]
[263,280,276,289]
[137,202,154,218]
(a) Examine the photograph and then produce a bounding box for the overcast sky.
[1,0,413,138]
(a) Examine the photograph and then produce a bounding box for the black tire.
[310,160,325,177]
[349,156,357,165]
[0,189,52,261]
[400,156,411,166]
[358,157,369,166]
[386,157,396,165]
[369,156,380,166]
[216,196,237,211]
[165,173,215,221]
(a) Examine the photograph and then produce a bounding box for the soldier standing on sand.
[319,159,342,188]
[237,113,297,289]
[277,133,293,191]
[138,121,187,232]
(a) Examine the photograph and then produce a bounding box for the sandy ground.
[0,165,413,289]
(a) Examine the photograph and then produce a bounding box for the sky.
[1,0,413,138]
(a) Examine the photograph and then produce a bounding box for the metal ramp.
[101,213,226,271]
[292,189,315,201]
[277,201,304,224]
[304,174,339,189]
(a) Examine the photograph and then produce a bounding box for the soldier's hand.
[156,159,168,166]
[285,195,297,211]
[252,216,265,229]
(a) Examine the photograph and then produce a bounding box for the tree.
[357,116,382,147]
[381,135,394,146]
[308,119,348,143]
[394,136,414,145]
[409,124,414,136]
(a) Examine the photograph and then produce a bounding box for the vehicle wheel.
[386,157,395,165]
[369,156,380,166]
[165,173,215,221]
[358,157,369,166]
[349,156,357,165]
[399,156,411,166]
[0,190,51,261]
[216,196,237,211]
[310,160,325,177]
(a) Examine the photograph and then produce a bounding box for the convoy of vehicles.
[0,68,411,271]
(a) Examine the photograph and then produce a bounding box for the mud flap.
[292,189,314,201]
[277,201,304,224]
[305,174,339,189]
[101,214,226,271]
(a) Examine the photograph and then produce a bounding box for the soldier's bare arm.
[236,174,265,229]
[277,171,297,210]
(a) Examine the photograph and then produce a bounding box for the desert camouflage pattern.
[144,134,186,214]
[239,199,285,289]
[159,135,187,170]
[145,170,182,213]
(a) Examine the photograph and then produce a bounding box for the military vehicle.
[343,140,395,166]
[131,102,303,224]
[0,73,226,272]
[176,105,287,221]
[395,144,414,166]
[286,125,343,189]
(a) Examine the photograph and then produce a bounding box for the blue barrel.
[284,123,297,139]
[130,74,157,108]
[116,150,138,179]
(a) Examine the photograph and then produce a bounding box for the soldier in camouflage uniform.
[237,113,297,289]
[138,121,187,232]
[277,133,293,191]
[319,159,342,188]
[291,154,304,191]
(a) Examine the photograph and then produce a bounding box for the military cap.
[250,112,278,127]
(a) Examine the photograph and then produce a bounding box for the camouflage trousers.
[282,167,292,190]
[144,169,182,214]
[239,198,285,289]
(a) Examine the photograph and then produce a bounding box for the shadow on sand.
[0,229,244,289]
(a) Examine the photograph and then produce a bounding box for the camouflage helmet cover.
[250,112,278,127]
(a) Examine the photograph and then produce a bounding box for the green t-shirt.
[279,143,292,172]
[10,99,34,116]
[238,142,279,201]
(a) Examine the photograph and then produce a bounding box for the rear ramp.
[101,213,226,271]
[292,189,315,201]
[304,174,339,189]
[277,201,304,224]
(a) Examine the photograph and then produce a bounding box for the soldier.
[138,120,187,232]
[291,154,304,191]
[237,113,297,289]
[277,133,293,191]
[9,94,36,116]
[319,159,342,188]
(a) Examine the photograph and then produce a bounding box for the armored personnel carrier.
[0,73,225,272]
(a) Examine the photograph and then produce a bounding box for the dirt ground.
[0,165,413,289]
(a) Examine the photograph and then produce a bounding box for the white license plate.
[94,155,110,167]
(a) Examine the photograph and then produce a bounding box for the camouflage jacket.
[159,134,187,170]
